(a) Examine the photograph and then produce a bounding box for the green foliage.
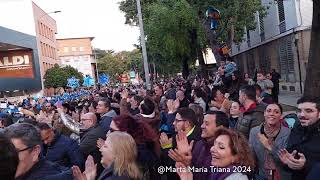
[44,64,83,88]
[119,0,266,76]
[97,49,143,81]
[119,0,266,44]
[145,0,198,58]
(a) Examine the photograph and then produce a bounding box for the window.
[259,12,265,42]
[79,47,84,51]
[277,0,286,33]
[64,47,69,52]
[38,22,42,35]
[279,36,295,82]
[72,47,77,51]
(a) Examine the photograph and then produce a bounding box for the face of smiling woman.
[99,139,114,168]
[210,135,238,167]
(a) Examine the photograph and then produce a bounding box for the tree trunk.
[182,55,190,79]
[304,2,320,97]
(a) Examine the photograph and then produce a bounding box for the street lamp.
[136,0,151,90]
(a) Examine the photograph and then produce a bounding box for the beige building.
[57,37,97,80]
[231,0,313,94]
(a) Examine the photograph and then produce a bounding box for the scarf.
[262,123,281,180]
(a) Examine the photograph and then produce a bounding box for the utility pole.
[136,0,151,90]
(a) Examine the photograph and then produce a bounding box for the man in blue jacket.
[37,122,84,169]
[4,123,72,180]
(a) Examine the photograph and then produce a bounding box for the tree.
[97,49,144,81]
[44,64,83,88]
[304,1,320,97]
[119,0,266,77]
[144,0,200,78]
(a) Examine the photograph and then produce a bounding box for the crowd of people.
[0,57,320,180]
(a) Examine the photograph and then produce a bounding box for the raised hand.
[169,148,192,167]
[160,132,172,148]
[176,131,194,155]
[72,155,97,180]
[278,149,306,170]
[257,133,272,151]
[84,155,97,180]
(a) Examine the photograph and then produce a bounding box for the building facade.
[231,0,313,94]
[0,0,59,97]
[57,37,97,80]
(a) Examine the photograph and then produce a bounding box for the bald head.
[81,112,98,129]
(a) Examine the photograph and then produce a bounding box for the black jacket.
[161,126,202,180]
[286,121,320,180]
[97,163,131,180]
[80,125,106,176]
[15,158,72,180]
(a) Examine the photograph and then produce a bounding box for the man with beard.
[279,96,320,180]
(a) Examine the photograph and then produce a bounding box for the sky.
[32,0,140,52]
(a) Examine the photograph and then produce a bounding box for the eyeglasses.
[16,146,34,153]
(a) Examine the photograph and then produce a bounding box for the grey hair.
[5,123,41,148]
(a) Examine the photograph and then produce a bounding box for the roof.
[56,37,95,41]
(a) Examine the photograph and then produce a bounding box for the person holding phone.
[278,96,320,180]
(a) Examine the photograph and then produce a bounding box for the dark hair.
[253,84,262,93]
[21,118,38,126]
[113,92,121,103]
[177,108,197,126]
[189,104,204,125]
[206,110,229,128]
[0,114,13,127]
[213,127,255,174]
[0,133,19,180]
[266,103,283,114]
[225,56,233,62]
[140,98,155,115]
[193,88,205,99]
[4,123,42,149]
[99,97,111,109]
[112,115,158,145]
[133,95,143,105]
[239,85,256,101]
[297,96,320,111]
[37,122,52,131]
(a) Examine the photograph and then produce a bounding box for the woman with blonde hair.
[72,131,142,180]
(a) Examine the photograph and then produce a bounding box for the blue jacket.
[42,132,84,168]
[99,110,117,133]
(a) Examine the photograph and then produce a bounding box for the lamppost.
[136,0,151,90]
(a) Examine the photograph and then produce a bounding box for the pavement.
[278,92,302,107]
[278,91,302,113]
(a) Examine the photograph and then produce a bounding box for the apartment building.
[57,37,97,80]
[231,0,313,94]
